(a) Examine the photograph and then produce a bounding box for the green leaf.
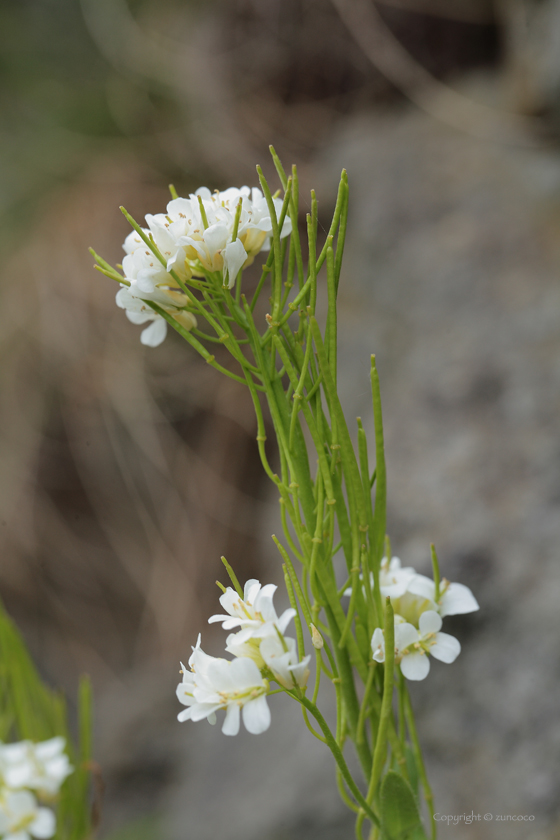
[380,771,422,840]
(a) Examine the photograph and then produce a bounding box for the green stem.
[368,599,394,805]
[404,688,436,839]
[297,695,380,828]
[357,662,377,745]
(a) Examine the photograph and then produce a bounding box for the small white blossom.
[116,283,197,348]
[371,611,461,681]
[0,738,72,797]
[388,590,437,628]
[344,554,478,628]
[176,638,271,736]
[123,229,148,255]
[406,575,479,618]
[378,556,417,598]
[343,556,416,600]
[176,186,291,283]
[208,579,295,641]
[0,790,55,840]
[122,186,291,289]
[259,634,311,690]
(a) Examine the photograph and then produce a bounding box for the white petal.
[7,791,36,817]
[123,230,145,254]
[190,703,221,722]
[115,287,131,309]
[140,319,167,347]
[243,579,260,601]
[406,574,436,601]
[126,309,152,325]
[222,704,240,736]
[223,239,247,287]
[207,615,243,629]
[430,632,461,664]
[30,809,56,839]
[177,708,193,722]
[253,583,277,620]
[371,628,385,662]
[242,695,271,734]
[228,656,264,690]
[219,587,241,615]
[380,578,412,598]
[135,271,157,293]
[275,608,296,634]
[400,652,430,681]
[289,655,311,688]
[203,223,229,256]
[34,738,65,760]
[394,622,419,651]
[4,764,33,788]
[440,583,479,617]
[167,197,193,216]
[418,610,442,635]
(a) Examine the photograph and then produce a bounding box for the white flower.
[208,579,295,642]
[388,590,437,628]
[378,556,417,598]
[344,554,478,628]
[121,185,291,294]
[116,283,197,348]
[177,186,291,285]
[371,611,461,681]
[224,630,265,668]
[259,634,311,690]
[405,575,479,618]
[343,556,416,600]
[176,639,271,736]
[0,790,55,840]
[123,229,148,255]
[0,738,72,797]
[371,617,418,666]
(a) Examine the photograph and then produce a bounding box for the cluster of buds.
[176,579,310,736]
[115,186,291,346]
[368,556,479,680]
[0,738,73,840]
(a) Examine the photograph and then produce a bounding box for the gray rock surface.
[317,104,560,838]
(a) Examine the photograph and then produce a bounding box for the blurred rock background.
[1,0,559,838]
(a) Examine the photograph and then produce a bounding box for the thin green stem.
[296,695,379,828]
[404,688,436,839]
[368,599,394,805]
[357,662,377,745]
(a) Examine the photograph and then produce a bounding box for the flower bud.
[310,624,323,649]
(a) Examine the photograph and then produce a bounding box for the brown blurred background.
[1,1,560,838]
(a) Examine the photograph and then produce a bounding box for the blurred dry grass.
[0,158,272,687]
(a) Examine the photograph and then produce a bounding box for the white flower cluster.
[369,556,479,680]
[0,737,73,840]
[176,579,310,736]
[118,186,292,347]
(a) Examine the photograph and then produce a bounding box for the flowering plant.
[0,601,92,840]
[92,149,479,839]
